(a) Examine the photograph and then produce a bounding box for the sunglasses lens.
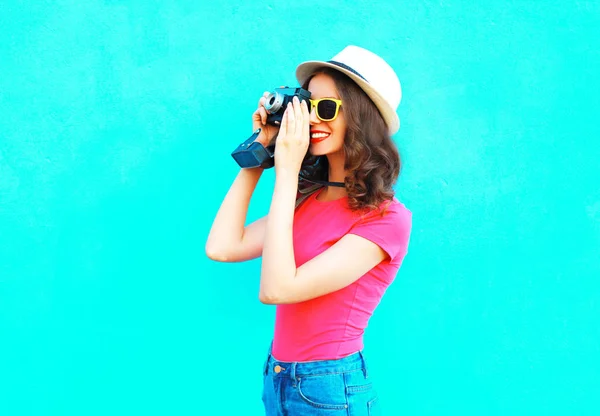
[317,100,338,120]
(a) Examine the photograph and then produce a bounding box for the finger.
[263,91,270,98]
[278,107,288,139]
[252,108,262,126]
[293,97,303,138]
[286,102,295,137]
[258,94,267,107]
[259,107,267,125]
[301,99,310,140]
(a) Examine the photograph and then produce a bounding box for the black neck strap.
[299,174,345,188]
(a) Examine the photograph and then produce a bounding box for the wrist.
[273,169,298,195]
[240,166,265,176]
[236,166,265,187]
[275,166,299,183]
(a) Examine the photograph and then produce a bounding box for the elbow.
[205,243,230,262]
[259,283,292,305]
[206,251,228,262]
[258,270,296,304]
[259,291,281,305]
[258,285,284,304]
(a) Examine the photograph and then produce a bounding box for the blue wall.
[1,1,599,415]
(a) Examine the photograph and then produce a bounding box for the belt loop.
[359,350,369,378]
[290,362,297,385]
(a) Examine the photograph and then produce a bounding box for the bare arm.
[205,167,268,262]
[205,91,279,263]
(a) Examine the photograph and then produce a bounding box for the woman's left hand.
[274,96,310,173]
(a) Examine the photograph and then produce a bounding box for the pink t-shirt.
[271,188,412,362]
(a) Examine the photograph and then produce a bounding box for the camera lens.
[264,91,284,113]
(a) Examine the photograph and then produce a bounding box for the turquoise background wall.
[1,1,599,415]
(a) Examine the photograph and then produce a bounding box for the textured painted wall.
[1,1,599,415]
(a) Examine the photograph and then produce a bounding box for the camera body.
[264,87,311,125]
[230,128,276,169]
[231,87,312,169]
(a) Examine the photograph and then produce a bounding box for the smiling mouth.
[310,132,330,143]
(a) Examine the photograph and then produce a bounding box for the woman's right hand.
[252,91,280,147]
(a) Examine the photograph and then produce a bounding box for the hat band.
[327,60,367,82]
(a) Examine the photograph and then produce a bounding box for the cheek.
[327,131,345,153]
[334,131,345,147]
[333,122,347,146]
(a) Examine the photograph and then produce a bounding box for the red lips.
[310,130,331,143]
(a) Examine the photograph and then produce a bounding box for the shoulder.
[348,197,412,262]
[384,198,411,219]
[358,198,412,230]
[387,198,412,226]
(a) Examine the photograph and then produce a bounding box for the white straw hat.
[296,45,402,135]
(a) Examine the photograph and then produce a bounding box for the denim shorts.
[261,345,381,415]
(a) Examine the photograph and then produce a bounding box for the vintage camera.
[263,87,311,125]
[231,87,311,169]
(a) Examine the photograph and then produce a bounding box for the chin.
[309,141,339,156]
[308,146,326,156]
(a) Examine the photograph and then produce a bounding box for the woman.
[206,45,412,415]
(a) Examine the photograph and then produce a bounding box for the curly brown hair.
[299,67,402,212]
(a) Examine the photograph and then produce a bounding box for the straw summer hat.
[295,45,402,135]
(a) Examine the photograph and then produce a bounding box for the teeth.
[311,132,330,139]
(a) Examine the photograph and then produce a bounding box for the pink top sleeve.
[348,200,412,265]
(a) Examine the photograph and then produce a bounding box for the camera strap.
[294,177,345,209]
[298,175,345,188]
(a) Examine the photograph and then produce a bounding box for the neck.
[319,152,348,201]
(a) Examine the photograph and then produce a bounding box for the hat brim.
[296,60,400,135]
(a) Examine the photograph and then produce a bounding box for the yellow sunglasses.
[309,98,343,122]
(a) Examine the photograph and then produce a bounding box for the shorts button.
[274,365,283,373]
